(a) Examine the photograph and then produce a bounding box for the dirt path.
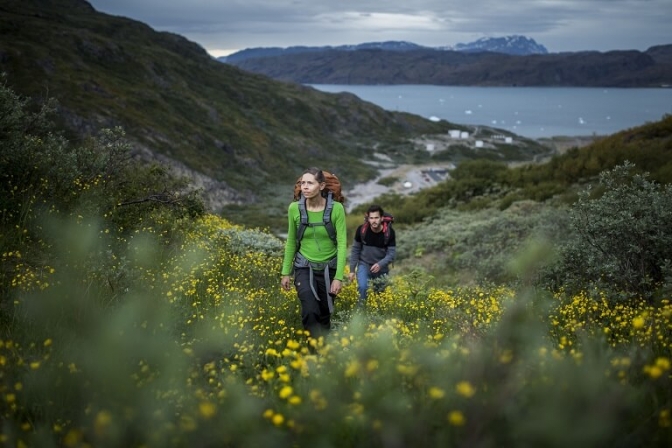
[344,162,455,211]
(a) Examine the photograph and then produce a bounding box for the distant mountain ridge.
[220,35,548,63]
[220,41,419,63]
[225,43,672,87]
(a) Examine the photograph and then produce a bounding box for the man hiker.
[348,204,396,307]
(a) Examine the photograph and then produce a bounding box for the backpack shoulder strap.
[296,196,309,250]
[322,192,336,244]
[382,221,390,246]
[295,192,337,250]
[360,222,370,243]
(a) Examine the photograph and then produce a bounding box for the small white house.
[505,136,513,143]
[426,143,435,151]
[475,140,484,148]
[460,131,469,139]
[449,129,461,138]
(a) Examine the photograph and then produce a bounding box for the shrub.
[544,162,672,302]
[0,82,205,321]
[394,202,569,286]
[376,176,398,187]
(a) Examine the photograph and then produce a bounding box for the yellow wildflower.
[448,411,466,426]
[456,381,476,398]
[279,386,293,399]
[345,360,361,378]
[94,410,112,436]
[428,387,445,399]
[199,401,217,419]
[286,339,300,350]
[632,316,645,329]
[272,414,284,426]
[644,365,663,379]
[655,357,670,370]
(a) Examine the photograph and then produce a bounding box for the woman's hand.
[281,275,292,291]
[330,279,342,296]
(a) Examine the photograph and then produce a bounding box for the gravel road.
[344,163,455,211]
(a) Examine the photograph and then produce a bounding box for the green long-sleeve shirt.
[281,200,347,280]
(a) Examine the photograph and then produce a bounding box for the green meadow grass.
[1,213,670,447]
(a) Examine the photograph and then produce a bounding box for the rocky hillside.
[0,0,458,210]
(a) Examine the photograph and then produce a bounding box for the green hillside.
[381,114,672,221]
[376,115,672,285]
[2,80,672,447]
[0,0,557,232]
[3,0,667,238]
[0,0,453,200]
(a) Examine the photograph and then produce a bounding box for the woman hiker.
[280,167,347,347]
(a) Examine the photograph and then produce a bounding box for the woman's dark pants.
[294,267,334,340]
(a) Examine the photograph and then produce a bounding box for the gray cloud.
[87,0,670,55]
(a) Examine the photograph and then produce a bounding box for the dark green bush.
[450,159,508,182]
[543,162,672,302]
[0,82,205,319]
[376,176,398,187]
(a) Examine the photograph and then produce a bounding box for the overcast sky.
[86,0,670,57]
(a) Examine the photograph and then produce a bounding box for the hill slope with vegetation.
[0,0,559,232]
[375,115,672,290]
[0,0,458,208]
[1,79,671,447]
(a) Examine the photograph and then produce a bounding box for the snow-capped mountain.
[444,35,548,55]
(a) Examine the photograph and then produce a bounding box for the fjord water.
[310,85,672,139]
